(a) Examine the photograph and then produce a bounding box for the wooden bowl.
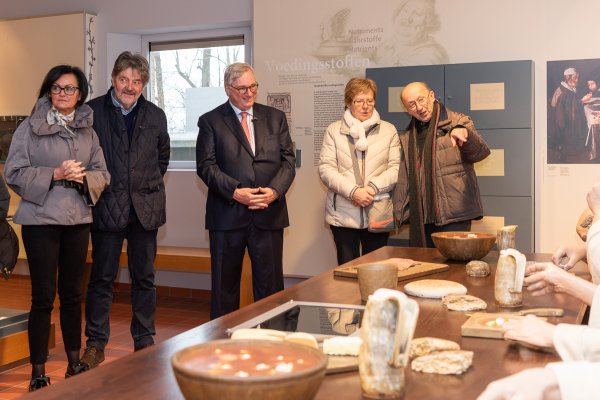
[171,339,327,400]
[431,232,496,261]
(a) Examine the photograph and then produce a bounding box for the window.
[143,28,250,169]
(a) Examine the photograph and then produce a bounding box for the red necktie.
[241,111,251,144]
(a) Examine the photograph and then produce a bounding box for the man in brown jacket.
[393,81,490,247]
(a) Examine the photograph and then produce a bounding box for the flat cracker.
[410,337,460,359]
[411,350,473,375]
[442,294,487,311]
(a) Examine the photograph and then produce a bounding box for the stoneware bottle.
[494,248,526,307]
[359,288,419,399]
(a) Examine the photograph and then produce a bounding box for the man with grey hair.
[82,51,170,367]
[196,62,295,319]
[393,81,489,248]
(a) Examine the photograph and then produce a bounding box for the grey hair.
[224,62,255,86]
[111,51,150,85]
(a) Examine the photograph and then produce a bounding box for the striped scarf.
[408,103,438,247]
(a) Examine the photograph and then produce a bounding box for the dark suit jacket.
[196,102,295,231]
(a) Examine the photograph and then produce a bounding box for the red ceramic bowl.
[171,339,327,400]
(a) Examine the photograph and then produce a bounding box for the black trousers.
[209,225,284,320]
[330,226,389,265]
[423,220,472,248]
[22,224,90,365]
[85,218,157,350]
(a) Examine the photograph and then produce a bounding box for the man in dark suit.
[196,63,295,319]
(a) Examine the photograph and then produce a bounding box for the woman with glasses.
[4,65,109,391]
[319,78,400,265]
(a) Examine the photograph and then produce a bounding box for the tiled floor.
[0,275,210,399]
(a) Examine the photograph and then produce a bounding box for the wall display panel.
[479,196,533,252]
[477,129,533,197]
[444,60,533,130]
[366,65,444,129]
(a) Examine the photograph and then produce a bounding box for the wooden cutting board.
[326,355,359,374]
[334,261,449,282]
[461,312,547,339]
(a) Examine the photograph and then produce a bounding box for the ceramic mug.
[356,263,398,302]
[359,288,419,399]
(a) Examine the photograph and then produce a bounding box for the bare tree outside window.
[149,43,244,161]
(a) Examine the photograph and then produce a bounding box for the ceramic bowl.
[431,231,496,261]
[171,339,327,400]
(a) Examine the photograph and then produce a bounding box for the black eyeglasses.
[405,92,432,111]
[228,83,259,95]
[50,85,79,96]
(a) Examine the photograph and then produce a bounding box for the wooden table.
[23,247,588,399]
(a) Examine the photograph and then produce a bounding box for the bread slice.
[410,337,461,358]
[411,350,473,375]
[442,294,487,311]
[404,279,467,299]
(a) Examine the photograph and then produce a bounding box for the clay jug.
[494,248,526,307]
[359,288,419,399]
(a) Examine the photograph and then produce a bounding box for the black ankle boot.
[65,361,90,378]
[28,375,51,392]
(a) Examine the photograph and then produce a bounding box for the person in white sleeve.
[478,182,600,400]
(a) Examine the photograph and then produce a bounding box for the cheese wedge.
[284,332,319,349]
[230,328,286,341]
[322,336,362,356]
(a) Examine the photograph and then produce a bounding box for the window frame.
[141,26,252,170]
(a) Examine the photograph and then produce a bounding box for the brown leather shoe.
[80,346,105,368]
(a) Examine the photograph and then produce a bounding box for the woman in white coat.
[318,78,400,265]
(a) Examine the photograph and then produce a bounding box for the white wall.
[2,0,599,286]
[432,0,599,252]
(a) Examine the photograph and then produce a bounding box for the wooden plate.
[461,313,547,339]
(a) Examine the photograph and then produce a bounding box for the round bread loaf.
[466,260,490,277]
[442,294,487,311]
[403,279,467,299]
[411,350,474,375]
[410,337,460,359]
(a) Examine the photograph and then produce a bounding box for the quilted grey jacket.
[5,97,110,225]
[87,89,170,231]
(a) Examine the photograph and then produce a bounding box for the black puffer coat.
[87,89,170,232]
